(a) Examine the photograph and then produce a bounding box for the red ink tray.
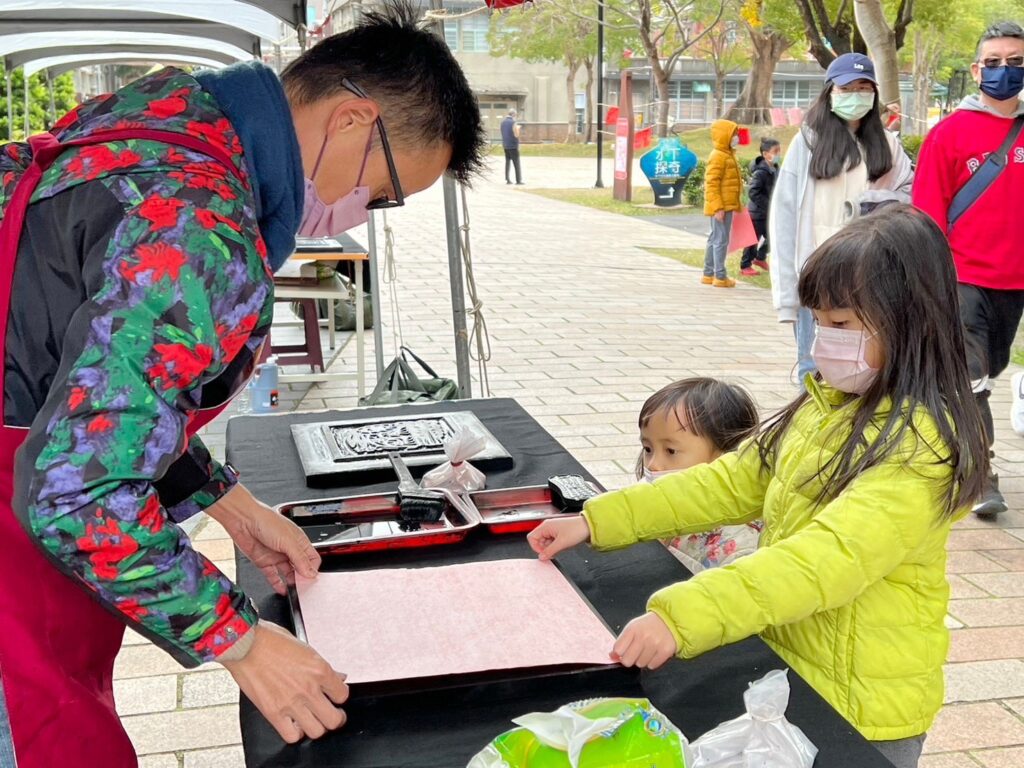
[277,489,480,557]
[470,483,602,534]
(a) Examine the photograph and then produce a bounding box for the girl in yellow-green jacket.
[529,205,988,768]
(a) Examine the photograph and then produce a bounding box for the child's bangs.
[798,232,871,315]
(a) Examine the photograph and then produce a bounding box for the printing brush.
[388,453,447,523]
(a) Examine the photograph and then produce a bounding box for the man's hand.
[612,612,678,670]
[714,210,726,223]
[527,515,591,561]
[221,622,348,743]
[207,483,320,595]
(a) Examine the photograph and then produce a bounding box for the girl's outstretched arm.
[646,458,946,659]
[582,441,767,551]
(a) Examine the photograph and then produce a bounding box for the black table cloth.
[227,398,893,768]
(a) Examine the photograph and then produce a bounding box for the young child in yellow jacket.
[529,205,988,768]
[702,119,743,288]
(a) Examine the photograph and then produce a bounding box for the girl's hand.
[527,516,591,560]
[714,210,726,222]
[611,612,678,670]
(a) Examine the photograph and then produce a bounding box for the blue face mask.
[980,65,1024,102]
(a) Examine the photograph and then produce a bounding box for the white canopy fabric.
[0,31,252,62]
[25,52,226,78]
[0,20,261,58]
[7,44,239,70]
[0,1,285,42]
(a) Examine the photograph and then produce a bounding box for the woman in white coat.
[769,53,914,385]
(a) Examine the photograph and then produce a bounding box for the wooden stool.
[268,297,325,372]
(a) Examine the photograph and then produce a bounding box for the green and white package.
[467,697,689,768]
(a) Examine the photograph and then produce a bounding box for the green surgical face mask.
[830,91,875,121]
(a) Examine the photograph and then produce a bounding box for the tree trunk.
[584,56,595,143]
[713,70,726,118]
[654,61,671,137]
[853,0,903,110]
[637,0,671,137]
[910,30,939,137]
[565,56,581,143]
[727,26,788,125]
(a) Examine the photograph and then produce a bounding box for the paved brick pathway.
[117,156,1024,768]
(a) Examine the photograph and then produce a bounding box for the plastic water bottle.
[233,379,253,415]
[251,357,280,414]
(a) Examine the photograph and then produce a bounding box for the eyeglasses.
[979,56,1024,68]
[341,78,405,210]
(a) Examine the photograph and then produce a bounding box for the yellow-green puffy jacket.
[582,380,958,742]
[703,119,743,216]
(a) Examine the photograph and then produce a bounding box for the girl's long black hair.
[805,81,893,182]
[757,205,988,518]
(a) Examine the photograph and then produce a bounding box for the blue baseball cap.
[825,53,877,86]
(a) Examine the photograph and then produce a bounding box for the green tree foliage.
[0,70,78,142]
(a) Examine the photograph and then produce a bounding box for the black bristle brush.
[388,453,447,522]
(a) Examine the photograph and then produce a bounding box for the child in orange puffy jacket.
[702,119,743,288]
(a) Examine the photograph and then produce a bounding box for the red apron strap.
[0,128,246,428]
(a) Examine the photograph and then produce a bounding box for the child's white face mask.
[642,468,679,483]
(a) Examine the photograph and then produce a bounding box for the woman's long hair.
[805,81,893,182]
[757,205,989,518]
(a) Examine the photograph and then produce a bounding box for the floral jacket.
[2,69,276,667]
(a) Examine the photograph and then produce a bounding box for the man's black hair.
[976,21,1024,60]
[281,0,486,184]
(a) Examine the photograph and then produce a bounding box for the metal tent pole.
[46,70,57,127]
[23,69,29,138]
[595,0,605,188]
[429,0,473,398]
[4,60,12,141]
[366,210,385,379]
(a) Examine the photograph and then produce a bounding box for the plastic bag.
[467,697,689,768]
[688,670,817,768]
[422,424,488,492]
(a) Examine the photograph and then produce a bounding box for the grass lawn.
[522,186,694,217]
[645,248,772,290]
[491,125,800,164]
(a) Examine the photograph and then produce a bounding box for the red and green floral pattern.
[1,69,275,667]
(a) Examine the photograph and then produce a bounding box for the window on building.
[772,80,818,107]
[724,81,741,101]
[442,14,490,52]
[460,14,490,52]
[444,21,459,49]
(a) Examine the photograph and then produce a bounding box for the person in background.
[913,21,1024,518]
[501,108,524,185]
[702,119,743,288]
[770,53,914,387]
[740,137,781,276]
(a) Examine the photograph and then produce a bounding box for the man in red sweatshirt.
[914,21,1024,518]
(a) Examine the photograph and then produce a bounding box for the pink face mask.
[811,326,880,394]
[298,130,373,238]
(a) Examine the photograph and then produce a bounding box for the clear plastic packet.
[688,670,818,768]
[422,424,487,492]
[467,697,689,768]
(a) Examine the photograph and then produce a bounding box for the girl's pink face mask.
[811,326,880,394]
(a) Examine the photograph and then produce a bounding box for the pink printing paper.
[296,559,617,684]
